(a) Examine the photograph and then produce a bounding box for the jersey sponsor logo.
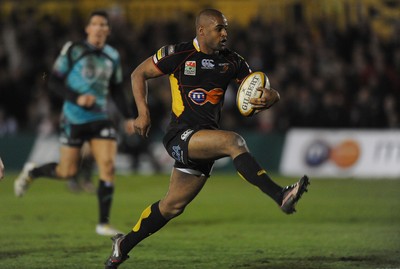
[184,61,196,76]
[180,129,194,141]
[201,59,215,69]
[80,57,113,83]
[188,88,224,105]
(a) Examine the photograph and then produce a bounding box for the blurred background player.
[105,8,309,268]
[67,142,96,193]
[14,10,135,236]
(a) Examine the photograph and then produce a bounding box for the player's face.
[202,15,228,54]
[85,15,110,48]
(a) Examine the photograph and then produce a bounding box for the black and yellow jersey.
[153,38,251,130]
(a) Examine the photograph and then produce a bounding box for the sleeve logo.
[153,46,167,64]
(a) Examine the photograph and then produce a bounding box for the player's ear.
[198,26,205,37]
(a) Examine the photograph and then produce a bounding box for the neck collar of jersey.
[193,38,201,52]
[193,37,222,55]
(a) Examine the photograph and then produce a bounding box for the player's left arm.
[250,87,280,110]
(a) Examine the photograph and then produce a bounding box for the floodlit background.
[0,0,399,176]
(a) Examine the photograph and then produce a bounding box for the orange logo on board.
[330,140,360,168]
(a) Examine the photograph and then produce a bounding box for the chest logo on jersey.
[188,88,224,105]
[184,61,196,76]
[201,59,215,69]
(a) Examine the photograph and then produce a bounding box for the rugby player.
[105,8,309,268]
[14,10,135,236]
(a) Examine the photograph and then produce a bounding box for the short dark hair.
[195,9,223,28]
[87,10,109,26]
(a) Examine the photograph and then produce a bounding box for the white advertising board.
[280,129,400,178]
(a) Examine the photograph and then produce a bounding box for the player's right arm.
[130,56,164,138]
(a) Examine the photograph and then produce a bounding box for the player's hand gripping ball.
[236,71,279,117]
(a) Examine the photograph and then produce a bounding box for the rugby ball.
[236,71,270,117]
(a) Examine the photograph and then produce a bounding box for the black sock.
[233,152,283,204]
[120,201,169,255]
[29,163,58,179]
[97,180,114,224]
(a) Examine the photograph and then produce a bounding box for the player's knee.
[99,159,115,174]
[228,132,248,152]
[57,167,78,179]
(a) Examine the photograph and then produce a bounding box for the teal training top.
[52,41,123,124]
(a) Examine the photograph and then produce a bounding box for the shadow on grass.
[231,255,399,269]
[0,244,105,260]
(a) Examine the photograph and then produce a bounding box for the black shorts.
[60,119,117,147]
[163,126,214,177]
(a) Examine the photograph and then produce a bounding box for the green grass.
[0,172,399,269]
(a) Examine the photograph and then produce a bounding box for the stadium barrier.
[0,134,36,171]
[3,130,399,179]
[0,131,285,173]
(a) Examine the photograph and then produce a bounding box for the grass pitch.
[0,172,399,269]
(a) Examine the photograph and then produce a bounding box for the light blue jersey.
[52,41,123,124]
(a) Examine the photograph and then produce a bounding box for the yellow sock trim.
[257,169,267,176]
[132,205,152,232]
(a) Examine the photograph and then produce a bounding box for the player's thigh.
[90,139,117,163]
[188,129,248,160]
[160,168,208,216]
[57,145,81,176]
[90,138,117,168]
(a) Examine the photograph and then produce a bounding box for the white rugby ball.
[236,71,270,117]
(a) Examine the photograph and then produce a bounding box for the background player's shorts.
[163,126,214,177]
[60,119,117,147]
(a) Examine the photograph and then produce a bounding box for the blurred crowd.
[0,6,399,137]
